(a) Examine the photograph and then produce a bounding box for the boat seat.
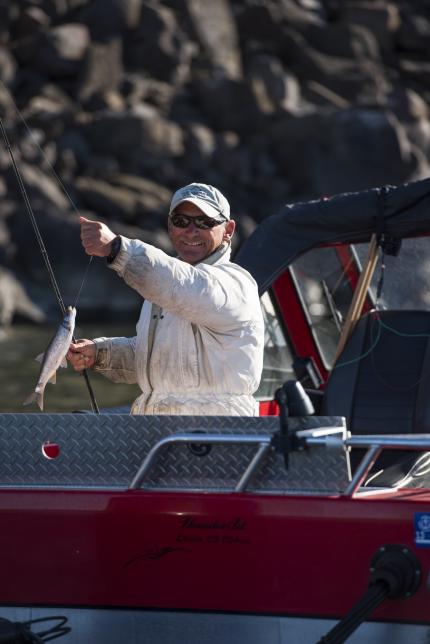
[320,309,430,487]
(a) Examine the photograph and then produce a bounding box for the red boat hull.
[1,487,430,624]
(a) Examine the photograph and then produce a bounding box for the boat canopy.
[236,178,430,294]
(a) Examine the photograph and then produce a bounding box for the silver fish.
[24,306,77,411]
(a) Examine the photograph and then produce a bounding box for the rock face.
[0,267,45,327]
[1,0,430,324]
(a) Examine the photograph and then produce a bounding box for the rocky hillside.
[1,0,430,324]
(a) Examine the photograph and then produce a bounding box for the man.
[67,183,264,415]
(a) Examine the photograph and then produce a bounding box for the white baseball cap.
[169,183,230,220]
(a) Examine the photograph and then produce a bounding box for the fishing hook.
[0,116,100,413]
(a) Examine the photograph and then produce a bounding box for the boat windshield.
[256,291,294,401]
[364,236,430,310]
[290,236,430,370]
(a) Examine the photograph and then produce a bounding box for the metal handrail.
[306,434,430,450]
[129,430,430,495]
[129,433,273,490]
[306,433,430,496]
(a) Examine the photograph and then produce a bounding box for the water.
[0,322,140,413]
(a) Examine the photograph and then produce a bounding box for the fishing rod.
[0,117,100,414]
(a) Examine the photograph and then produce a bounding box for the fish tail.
[36,391,44,411]
[23,392,36,408]
[23,390,44,411]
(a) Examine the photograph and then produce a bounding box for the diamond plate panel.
[0,413,349,493]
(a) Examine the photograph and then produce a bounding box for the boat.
[2,178,430,643]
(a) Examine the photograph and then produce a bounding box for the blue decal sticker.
[415,513,430,547]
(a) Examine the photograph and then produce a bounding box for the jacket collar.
[199,241,231,267]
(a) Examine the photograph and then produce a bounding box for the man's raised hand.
[79,216,116,257]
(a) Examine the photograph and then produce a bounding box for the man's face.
[168,201,235,264]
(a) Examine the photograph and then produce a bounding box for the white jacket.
[93,237,264,416]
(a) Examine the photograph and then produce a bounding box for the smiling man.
[67,183,264,416]
[167,185,235,264]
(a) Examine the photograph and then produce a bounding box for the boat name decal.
[175,516,250,545]
[180,517,246,531]
[124,547,192,567]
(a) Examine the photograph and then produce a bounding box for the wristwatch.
[107,236,121,264]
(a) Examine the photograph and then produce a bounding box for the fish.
[23,306,77,411]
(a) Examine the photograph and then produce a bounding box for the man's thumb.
[79,216,92,224]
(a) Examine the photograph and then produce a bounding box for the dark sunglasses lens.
[195,217,215,229]
[171,214,223,229]
[170,214,190,228]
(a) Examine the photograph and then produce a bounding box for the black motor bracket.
[272,381,314,469]
[293,356,323,389]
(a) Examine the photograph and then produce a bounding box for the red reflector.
[42,441,60,460]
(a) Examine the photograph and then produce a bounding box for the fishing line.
[73,255,93,309]
[0,117,100,413]
[0,77,82,217]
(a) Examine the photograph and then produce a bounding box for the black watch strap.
[107,236,121,264]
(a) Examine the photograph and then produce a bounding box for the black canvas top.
[235,178,430,293]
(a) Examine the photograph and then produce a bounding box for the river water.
[0,322,139,413]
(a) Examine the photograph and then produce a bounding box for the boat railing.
[306,433,430,496]
[130,433,275,491]
[129,430,430,496]
[129,426,348,492]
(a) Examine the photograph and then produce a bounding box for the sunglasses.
[169,213,227,230]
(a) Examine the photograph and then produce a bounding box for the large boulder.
[76,39,124,105]
[234,0,323,54]
[396,10,430,55]
[268,107,427,197]
[185,0,243,79]
[4,161,70,211]
[0,82,17,119]
[388,88,430,159]
[107,174,172,219]
[18,87,76,140]
[191,76,265,135]
[13,23,90,77]
[281,26,391,105]
[180,123,216,175]
[77,0,141,40]
[81,106,185,174]
[124,3,195,84]
[75,176,144,222]
[247,53,303,115]
[10,6,51,40]
[122,75,175,113]
[0,47,16,84]
[74,174,172,224]
[336,1,401,54]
